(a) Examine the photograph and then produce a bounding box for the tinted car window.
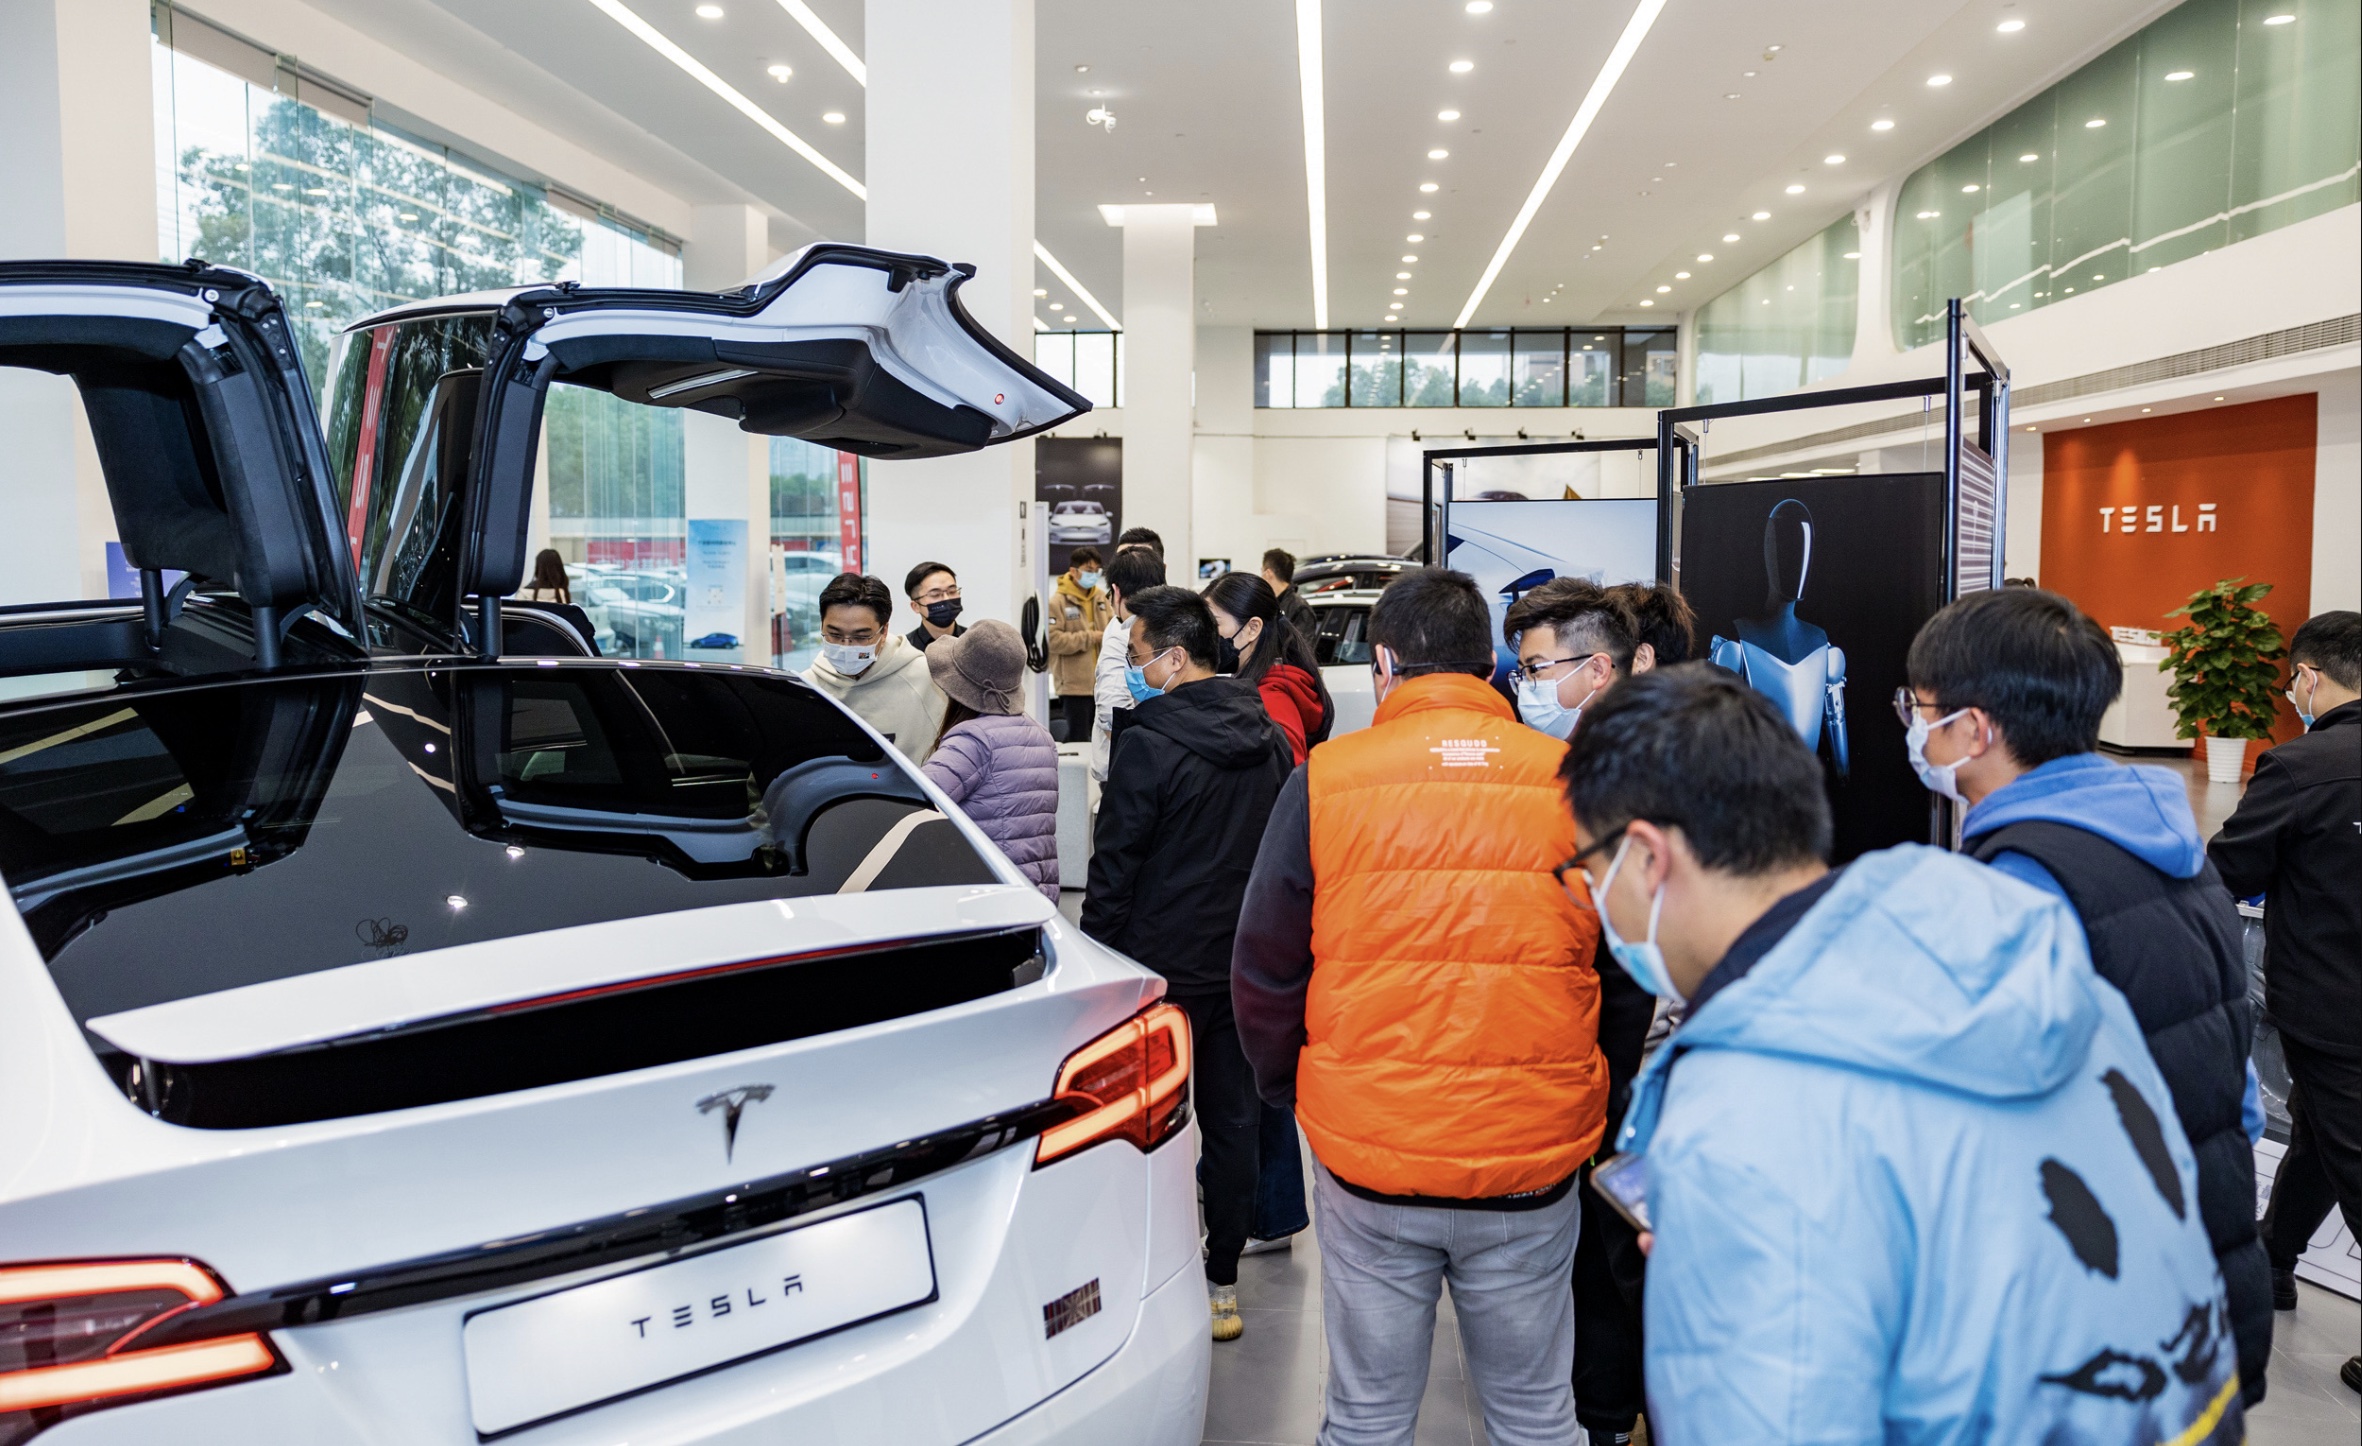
[0,663,995,1023]
[1313,605,1372,666]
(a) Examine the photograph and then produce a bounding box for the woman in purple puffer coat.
[921,619,1062,902]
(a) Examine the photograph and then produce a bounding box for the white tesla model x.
[0,251,1210,1444]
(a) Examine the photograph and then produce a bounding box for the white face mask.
[1596,836,1681,1003]
[1515,654,1606,739]
[1904,706,1972,802]
[822,641,878,676]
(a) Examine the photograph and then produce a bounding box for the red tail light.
[1,1259,279,1440]
[1035,1002,1192,1166]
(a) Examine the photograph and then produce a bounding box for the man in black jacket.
[1907,588,2270,1403]
[1082,584,1293,1343]
[1262,548,1318,647]
[2211,610,2362,1389]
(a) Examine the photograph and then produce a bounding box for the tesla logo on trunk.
[696,1084,775,1162]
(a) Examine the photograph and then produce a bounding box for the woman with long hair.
[524,548,572,605]
[1201,571,1333,766]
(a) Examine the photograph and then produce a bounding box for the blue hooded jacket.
[1619,846,2243,1446]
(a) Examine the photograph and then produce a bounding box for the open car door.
[0,262,363,692]
[325,244,1089,657]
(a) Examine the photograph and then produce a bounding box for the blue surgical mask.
[1125,646,1176,705]
[1904,706,1972,802]
[2287,670,2316,729]
[1078,570,1103,590]
[1596,836,1681,1002]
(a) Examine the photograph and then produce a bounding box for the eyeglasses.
[823,626,885,646]
[1509,653,1604,686]
[1891,687,1966,728]
[914,584,962,605]
[1553,825,1628,908]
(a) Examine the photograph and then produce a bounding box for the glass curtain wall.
[1032,331,1126,409]
[1693,214,1861,404]
[1891,0,2358,348]
[1253,328,1670,407]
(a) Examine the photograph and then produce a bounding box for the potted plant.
[2159,577,2286,784]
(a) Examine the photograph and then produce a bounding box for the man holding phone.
[1563,667,2244,1444]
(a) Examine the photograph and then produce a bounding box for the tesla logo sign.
[696,1084,775,1162]
[2100,503,2216,534]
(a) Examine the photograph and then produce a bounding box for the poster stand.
[1419,436,1662,575]
[1653,299,2009,849]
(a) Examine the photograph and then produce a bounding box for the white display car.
[0,252,1208,1445]
[1305,588,1383,737]
[1045,500,1113,546]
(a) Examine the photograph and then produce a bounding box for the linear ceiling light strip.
[1034,241,1122,330]
[773,0,867,86]
[1295,0,1329,330]
[1453,0,1668,328]
[584,0,865,199]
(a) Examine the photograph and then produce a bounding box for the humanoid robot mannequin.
[1708,498,1851,778]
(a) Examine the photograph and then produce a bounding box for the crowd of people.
[775,530,2357,1445]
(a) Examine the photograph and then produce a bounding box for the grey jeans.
[1312,1158,1581,1446]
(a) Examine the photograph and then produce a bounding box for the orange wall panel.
[2041,394,2317,755]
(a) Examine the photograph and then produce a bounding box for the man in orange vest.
[1232,567,1608,1445]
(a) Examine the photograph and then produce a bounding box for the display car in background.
[575,563,688,658]
[0,252,1209,1446]
[1046,499,1114,546]
[1305,588,1382,736]
[1292,554,1411,595]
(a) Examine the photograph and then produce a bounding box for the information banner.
[836,453,864,575]
[685,518,748,659]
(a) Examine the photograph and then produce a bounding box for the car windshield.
[0,663,994,1024]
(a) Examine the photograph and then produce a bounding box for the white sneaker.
[1239,1234,1297,1256]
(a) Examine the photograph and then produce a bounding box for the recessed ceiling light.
[1390,301,1404,309]
[822,110,845,123]
[2164,70,2194,81]
[1784,183,1804,194]
[1033,288,1048,296]
[1048,302,1063,310]
[1074,63,1089,72]
[1842,250,1860,259]
[1407,233,1424,241]
[2215,394,2227,400]
[1394,287,1408,295]
[1419,181,1440,192]
[1742,70,1757,78]
[1723,92,1742,100]
[2262,13,2293,23]
[694,3,723,16]
[1449,59,1474,73]
[1962,183,1980,193]
[767,63,792,81]
[1413,210,1432,219]
[2085,117,2107,128]
[1638,299,1655,306]
[1675,271,1691,278]
[1466,0,1493,11]
[1429,148,1450,159]
[1438,109,1462,121]
[1871,118,1895,131]
[2021,152,2040,162]
[447,894,469,909]
[2142,407,2152,412]
[1656,285,1672,293]
[1824,154,1846,165]
[1927,73,1952,86]
[1397,271,1412,279]
[1916,209,1941,218]
[1696,252,1713,262]
[1763,44,1782,56]
[1996,18,2024,32]
[1403,253,1419,261]
[1591,243,1602,250]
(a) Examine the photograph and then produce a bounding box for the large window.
[1694,214,1861,405]
[1254,328,1673,407]
[1030,331,1125,408]
[1891,0,2358,349]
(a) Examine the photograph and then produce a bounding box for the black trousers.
[1175,989,1257,1287]
[2262,1034,2362,1270]
[1572,1163,1648,1435]
[1055,694,1094,746]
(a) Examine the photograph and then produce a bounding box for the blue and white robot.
[1709,498,1850,779]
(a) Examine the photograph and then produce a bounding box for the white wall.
[2315,370,2360,616]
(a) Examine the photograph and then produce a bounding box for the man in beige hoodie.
[801,573,947,759]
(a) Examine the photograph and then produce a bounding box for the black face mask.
[925,598,964,629]
[1215,633,1242,675]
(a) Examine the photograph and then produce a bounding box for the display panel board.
[1036,437,1123,577]
[1446,499,1657,683]
[1681,474,1944,863]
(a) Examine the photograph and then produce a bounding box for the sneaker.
[1240,1233,1297,1257]
[2341,1354,2360,1395]
[2272,1267,2299,1311]
[1209,1284,1244,1342]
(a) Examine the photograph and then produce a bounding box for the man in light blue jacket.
[1560,666,2245,1445]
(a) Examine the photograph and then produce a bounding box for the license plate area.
[462,1195,937,1437]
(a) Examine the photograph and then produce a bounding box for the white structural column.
[682,203,777,660]
[865,0,1035,645]
[1118,205,1200,574]
[0,0,158,603]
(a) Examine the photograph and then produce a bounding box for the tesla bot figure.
[1709,498,1850,778]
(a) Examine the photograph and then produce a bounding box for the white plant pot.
[2204,735,2248,784]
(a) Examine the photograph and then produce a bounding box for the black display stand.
[1654,299,2010,851]
[1420,436,1662,575]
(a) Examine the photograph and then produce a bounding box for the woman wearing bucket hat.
[921,619,1062,902]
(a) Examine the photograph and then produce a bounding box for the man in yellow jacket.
[1233,567,1607,1446]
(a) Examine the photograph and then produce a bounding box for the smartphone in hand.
[1589,1151,1651,1234]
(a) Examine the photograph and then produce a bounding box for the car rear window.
[0,662,995,1023]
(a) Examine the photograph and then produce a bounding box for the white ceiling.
[309,0,2179,331]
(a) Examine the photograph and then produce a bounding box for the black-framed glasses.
[1509,652,1603,686]
[1554,825,1628,905]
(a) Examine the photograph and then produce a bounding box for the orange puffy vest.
[1298,673,1607,1199]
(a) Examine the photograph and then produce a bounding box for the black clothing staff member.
[904,561,966,652]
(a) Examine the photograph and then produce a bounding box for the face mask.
[1125,646,1176,705]
[1596,836,1681,1003]
[1516,676,1582,738]
[822,641,878,675]
[924,598,964,629]
[1078,570,1102,590]
[1215,634,1242,675]
[2287,670,2316,729]
[1904,706,1972,802]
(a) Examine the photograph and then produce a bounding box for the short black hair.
[1262,547,1297,580]
[2290,610,2362,692]
[1503,578,1640,670]
[1369,567,1495,677]
[1905,588,2120,766]
[1563,664,1832,873]
[904,561,955,597]
[1608,582,1697,666]
[1117,526,1164,557]
[1104,547,1166,602]
[818,572,894,629]
[1067,545,1104,569]
[1125,584,1217,667]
